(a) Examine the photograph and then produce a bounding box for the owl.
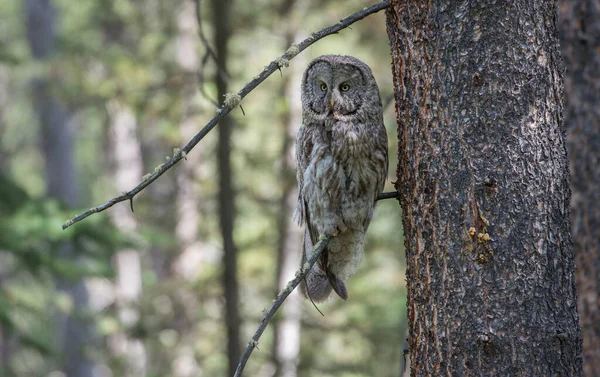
[295,55,388,302]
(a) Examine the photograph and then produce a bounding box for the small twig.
[377,191,399,201]
[197,51,220,106]
[233,235,332,377]
[400,337,409,376]
[194,0,229,91]
[193,0,218,62]
[62,1,391,230]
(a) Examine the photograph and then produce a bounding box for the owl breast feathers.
[295,55,388,302]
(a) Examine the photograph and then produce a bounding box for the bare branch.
[377,191,399,201]
[233,235,332,377]
[62,1,391,230]
[194,0,224,106]
[193,0,219,65]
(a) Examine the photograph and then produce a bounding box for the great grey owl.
[295,55,388,302]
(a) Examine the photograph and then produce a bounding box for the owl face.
[301,55,379,123]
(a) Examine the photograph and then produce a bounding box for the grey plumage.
[295,55,388,302]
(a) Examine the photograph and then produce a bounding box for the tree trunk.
[25,1,98,376]
[211,0,241,375]
[272,25,306,377]
[0,67,10,373]
[170,5,204,375]
[560,1,600,375]
[386,0,582,375]
[270,3,307,377]
[0,65,7,171]
[173,0,204,283]
[107,102,147,377]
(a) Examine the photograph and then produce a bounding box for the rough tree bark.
[560,1,600,375]
[386,0,582,375]
[211,0,241,375]
[25,1,98,376]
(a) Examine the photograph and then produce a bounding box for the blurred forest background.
[0,0,404,376]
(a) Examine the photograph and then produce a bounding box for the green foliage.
[0,174,131,372]
[0,174,126,276]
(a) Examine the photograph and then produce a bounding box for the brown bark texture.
[560,1,600,375]
[211,0,241,375]
[386,0,582,375]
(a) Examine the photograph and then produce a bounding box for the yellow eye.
[340,83,350,92]
[320,83,328,91]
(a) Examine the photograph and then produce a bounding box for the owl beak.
[329,97,335,110]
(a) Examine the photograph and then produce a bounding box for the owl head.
[301,55,382,124]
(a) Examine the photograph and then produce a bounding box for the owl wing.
[295,123,348,300]
[295,124,320,256]
[294,124,311,228]
[367,121,389,230]
[376,121,389,198]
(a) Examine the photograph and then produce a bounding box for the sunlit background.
[0,0,406,376]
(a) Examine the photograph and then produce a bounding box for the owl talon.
[321,223,341,238]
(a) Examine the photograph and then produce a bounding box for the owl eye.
[340,83,350,92]
[320,83,328,92]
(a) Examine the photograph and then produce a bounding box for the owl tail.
[326,266,348,301]
[299,228,348,302]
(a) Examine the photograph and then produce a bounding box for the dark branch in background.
[193,0,218,63]
[233,235,332,377]
[193,0,225,106]
[62,1,391,230]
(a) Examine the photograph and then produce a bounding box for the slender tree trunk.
[173,0,204,283]
[0,65,7,171]
[560,1,600,375]
[25,1,98,376]
[99,25,146,377]
[386,0,582,375]
[270,2,307,377]
[0,68,10,373]
[169,5,204,376]
[211,0,241,375]
[107,102,147,377]
[272,26,306,377]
